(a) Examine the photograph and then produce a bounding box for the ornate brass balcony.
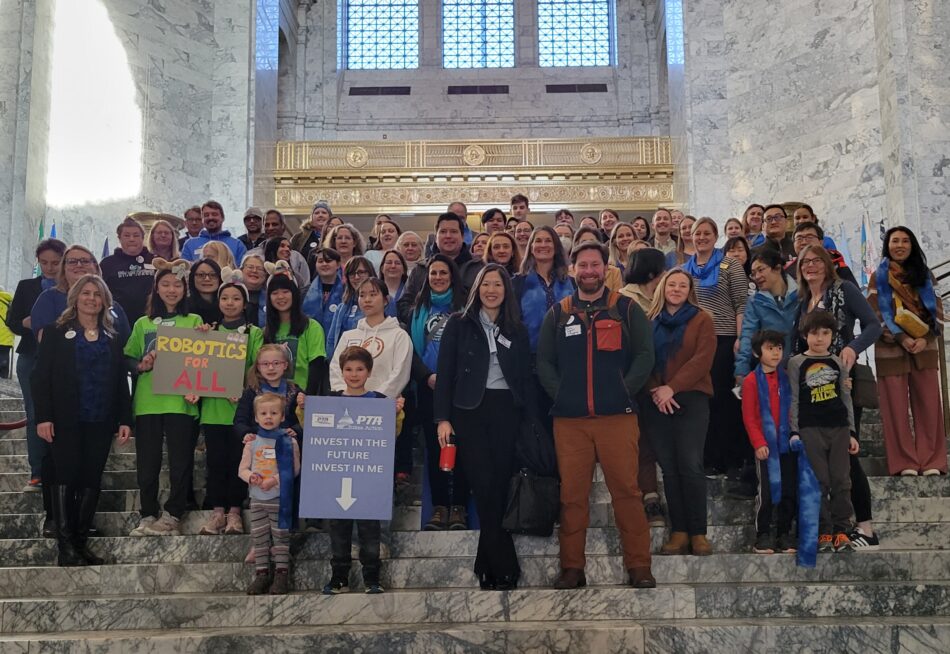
[273,137,674,216]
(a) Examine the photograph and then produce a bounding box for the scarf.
[875,258,938,336]
[260,378,288,399]
[520,270,574,351]
[385,281,405,318]
[791,437,821,568]
[257,426,296,530]
[683,248,726,288]
[755,365,791,504]
[479,309,500,355]
[411,288,453,355]
[652,303,699,377]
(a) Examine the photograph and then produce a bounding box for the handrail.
[0,418,27,430]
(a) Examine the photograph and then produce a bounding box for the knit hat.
[243,207,264,221]
[312,200,331,214]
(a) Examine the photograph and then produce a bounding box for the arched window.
[341,0,420,70]
[538,0,614,67]
[443,0,515,68]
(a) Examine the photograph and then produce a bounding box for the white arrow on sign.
[336,477,357,511]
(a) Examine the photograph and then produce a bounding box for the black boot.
[52,486,83,567]
[74,488,105,566]
[42,481,55,538]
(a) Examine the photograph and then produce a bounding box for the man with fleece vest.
[537,240,656,590]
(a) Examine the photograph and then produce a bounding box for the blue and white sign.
[299,395,396,521]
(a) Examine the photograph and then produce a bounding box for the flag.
[836,222,854,272]
[33,218,46,277]
[102,237,110,259]
[49,223,57,239]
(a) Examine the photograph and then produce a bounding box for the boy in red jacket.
[742,330,798,554]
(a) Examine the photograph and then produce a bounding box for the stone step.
[2,550,949,598]
[2,617,948,654]
[4,491,949,539]
[0,470,207,493]
[0,621,647,653]
[4,581,950,634]
[3,520,948,568]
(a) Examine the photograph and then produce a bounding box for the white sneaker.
[142,514,181,536]
[900,469,918,476]
[923,469,942,476]
[199,512,227,535]
[130,516,157,536]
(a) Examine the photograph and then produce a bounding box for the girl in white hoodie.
[329,278,413,400]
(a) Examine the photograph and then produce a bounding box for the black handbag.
[501,468,560,537]
[851,357,879,409]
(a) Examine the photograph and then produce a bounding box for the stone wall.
[668,0,950,265]
[0,0,276,288]
[281,0,668,140]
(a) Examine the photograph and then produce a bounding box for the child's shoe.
[322,576,349,595]
[833,532,854,553]
[269,568,290,595]
[752,533,774,554]
[224,512,244,535]
[365,583,384,594]
[818,534,834,552]
[198,512,226,535]
[424,506,448,531]
[774,533,797,553]
[246,570,272,595]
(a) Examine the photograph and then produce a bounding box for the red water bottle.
[439,434,457,472]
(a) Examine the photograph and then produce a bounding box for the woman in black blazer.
[32,274,132,566]
[434,264,532,590]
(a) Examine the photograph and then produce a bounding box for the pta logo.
[356,415,383,426]
[333,408,384,431]
[311,413,334,428]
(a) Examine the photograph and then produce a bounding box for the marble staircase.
[1,408,949,652]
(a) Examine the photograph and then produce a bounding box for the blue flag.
[102,237,110,259]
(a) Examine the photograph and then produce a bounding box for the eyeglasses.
[242,266,265,274]
[64,258,94,267]
[195,272,219,280]
[799,257,823,268]
[764,215,787,224]
[258,360,286,368]
[350,270,370,279]
[794,234,820,243]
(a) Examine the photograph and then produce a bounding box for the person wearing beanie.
[291,201,332,256]
[239,207,266,250]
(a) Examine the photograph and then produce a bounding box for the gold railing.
[273,136,675,215]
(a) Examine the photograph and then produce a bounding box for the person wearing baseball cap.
[239,207,265,250]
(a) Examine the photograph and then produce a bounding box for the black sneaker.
[752,533,774,554]
[644,500,667,528]
[774,533,797,553]
[848,528,880,551]
[322,577,349,595]
[365,584,384,594]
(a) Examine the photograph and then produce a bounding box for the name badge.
[263,449,276,459]
[565,325,582,337]
[497,335,511,349]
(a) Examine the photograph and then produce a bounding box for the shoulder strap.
[556,295,574,327]
[606,291,623,322]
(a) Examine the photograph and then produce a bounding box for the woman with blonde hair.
[32,274,132,565]
[666,215,697,269]
[322,223,365,266]
[641,269,716,555]
[200,240,236,270]
[147,220,180,261]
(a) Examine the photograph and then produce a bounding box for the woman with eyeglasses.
[324,256,379,356]
[240,253,268,327]
[187,258,223,325]
[796,244,883,549]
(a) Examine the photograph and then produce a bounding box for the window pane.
[345,0,419,69]
[665,0,684,65]
[443,1,515,69]
[538,0,613,67]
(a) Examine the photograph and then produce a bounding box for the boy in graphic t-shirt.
[787,311,859,553]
